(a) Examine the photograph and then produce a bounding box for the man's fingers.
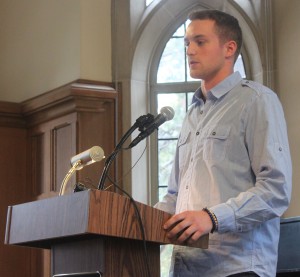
[163,213,184,230]
[176,225,196,243]
[165,219,187,239]
[163,210,210,244]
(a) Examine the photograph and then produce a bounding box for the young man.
[155,9,292,277]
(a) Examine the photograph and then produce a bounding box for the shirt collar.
[192,71,242,105]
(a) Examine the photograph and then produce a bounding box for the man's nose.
[186,43,196,56]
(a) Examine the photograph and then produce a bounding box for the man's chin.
[189,73,202,80]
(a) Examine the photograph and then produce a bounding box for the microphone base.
[73,183,88,193]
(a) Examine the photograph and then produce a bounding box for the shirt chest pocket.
[203,125,231,161]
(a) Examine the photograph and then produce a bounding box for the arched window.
[113,1,272,274]
[113,0,270,206]
[150,20,247,203]
[113,1,273,274]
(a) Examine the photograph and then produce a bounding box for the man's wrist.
[202,207,219,233]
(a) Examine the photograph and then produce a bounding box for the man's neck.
[201,70,234,99]
[201,82,208,99]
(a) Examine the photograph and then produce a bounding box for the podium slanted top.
[5,189,208,249]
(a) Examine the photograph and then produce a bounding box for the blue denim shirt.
[156,72,292,277]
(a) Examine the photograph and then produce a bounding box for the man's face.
[184,19,229,82]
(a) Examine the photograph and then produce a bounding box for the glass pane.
[157,37,185,83]
[160,245,173,277]
[234,54,246,78]
[158,139,177,188]
[187,92,194,106]
[159,187,168,202]
[186,57,201,82]
[173,24,185,37]
[146,0,154,6]
[157,93,187,138]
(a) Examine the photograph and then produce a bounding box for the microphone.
[135,113,155,132]
[70,146,105,170]
[128,106,175,148]
[97,113,155,190]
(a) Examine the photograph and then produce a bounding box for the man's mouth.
[189,61,199,67]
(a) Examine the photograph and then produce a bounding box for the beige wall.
[0,0,111,103]
[274,0,300,217]
[80,0,111,81]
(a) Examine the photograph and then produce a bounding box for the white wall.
[274,0,300,217]
[0,0,111,103]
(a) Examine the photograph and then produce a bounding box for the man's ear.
[224,40,238,59]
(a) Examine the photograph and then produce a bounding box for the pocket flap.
[178,131,190,146]
[205,125,231,140]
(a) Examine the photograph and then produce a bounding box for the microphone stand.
[97,113,154,190]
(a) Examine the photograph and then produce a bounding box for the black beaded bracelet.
[202,207,218,233]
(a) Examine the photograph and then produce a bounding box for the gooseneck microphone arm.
[97,125,135,190]
[60,146,105,195]
[97,113,155,190]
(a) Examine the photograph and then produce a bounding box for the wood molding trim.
[0,80,119,128]
[0,101,25,128]
[22,80,118,127]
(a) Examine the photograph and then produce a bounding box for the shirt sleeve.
[211,84,292,233]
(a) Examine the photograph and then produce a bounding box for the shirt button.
[196,131,200,135]
[279,147,282,151]
[212,131,216,135]
[186,185,188,189]
[200,111,203,114]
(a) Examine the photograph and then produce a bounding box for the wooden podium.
[5,189,208,277]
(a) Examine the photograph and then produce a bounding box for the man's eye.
[184,40,190,47]
[196,40,205,46]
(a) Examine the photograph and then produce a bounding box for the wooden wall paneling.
[70,83,120,190]
[28,113,77,198]
[1,80,121,277]
[0,127,30,277]
[29,133,45,196]
[76,106,116,190]
[51,117,77,192]
[29,248,51,277]
[24,82,120,277]
[0,104,31,277]
[23,81,120,197]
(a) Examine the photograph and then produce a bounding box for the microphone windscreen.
[89,146,105,162]
[160,106,175,121]
[70,146,105,170]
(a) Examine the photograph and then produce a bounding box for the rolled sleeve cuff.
[210,203,236,233]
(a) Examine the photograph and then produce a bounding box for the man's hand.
[163,210,213,244]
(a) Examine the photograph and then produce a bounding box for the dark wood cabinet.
[24,81,121,198]
[0,80,121,277]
